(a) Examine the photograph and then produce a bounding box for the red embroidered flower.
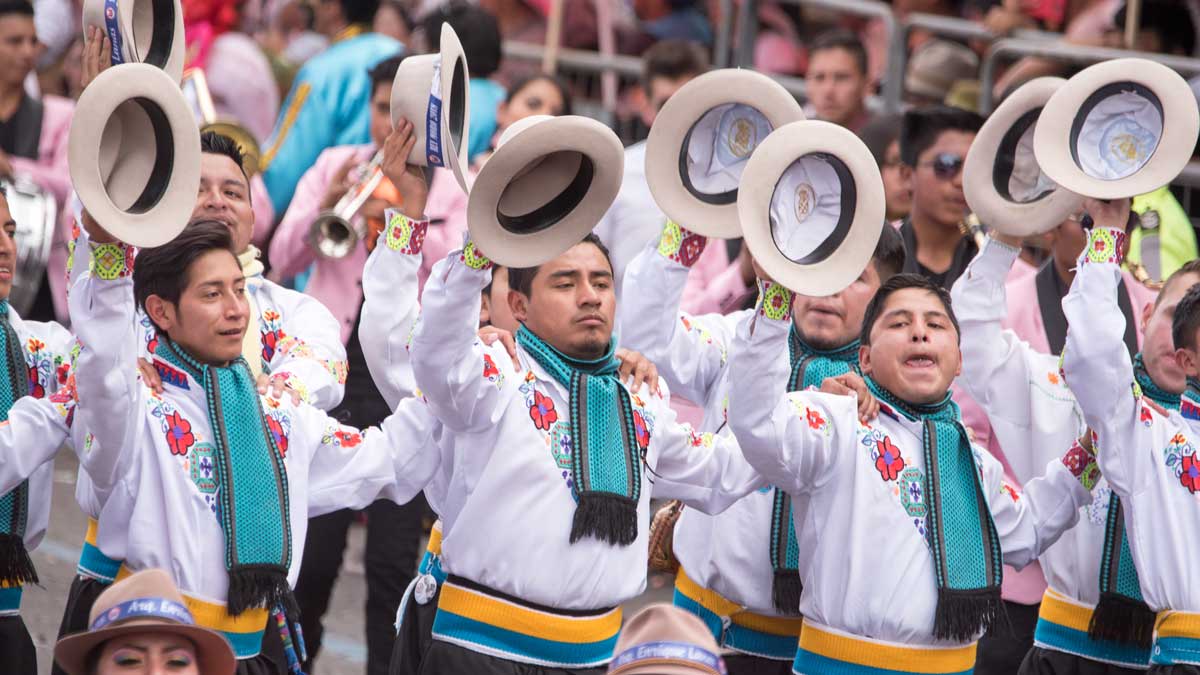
[1061,442,1092,478]
[875,437,904,481]
[529,391,557,431]
[482,354,500,380]
[633,410,650,449]
[27,366,43,399]
[56,362,70,384]
[266,416,288,457]
[146,334,159,356]
[334,430,362,447]
[1181,455,1200,493]
[806,408,825,430]
[1141,406,1154,424]
[165,411,194,456]
[262,329,285,362]
[49,375,75,404]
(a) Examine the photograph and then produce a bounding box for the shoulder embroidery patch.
[1163,432,1199,494]
[153,360,190,390]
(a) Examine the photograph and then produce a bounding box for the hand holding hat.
[380,118,430,221]
[81,0,186,83]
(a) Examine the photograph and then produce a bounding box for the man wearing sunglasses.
[897,106,984,290]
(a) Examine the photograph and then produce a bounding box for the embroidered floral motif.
[265,414,290,457]
[656,220,707,267]
[633,410,650,449]
[1181,455,1200,493]
[26,365,44,398]
[482,354,505,388]
[1082,228,1126,266]
[1163,432,1197,492]
[806,408,825,430]
[899,466,928,517]
[189,442,219,498]
[1183,397,1200,421]
[1141,405,1155,427]
[334,430,362,448]
[530,391,557,431]
[50,374,77,426]
[757,281,793,322]
[385,212,428,255]
[165,411,195,456]
[549,420,573,470]
[1000,483,1020,502]
[262,329,285,362]
[91,242,136,280]
[678,315,727,365]
[875,436,905,481]
[1047,371,1060,386]
[689,429,714,448]
[461,241,492,271]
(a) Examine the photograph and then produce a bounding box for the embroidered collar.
[1183,379,1200,421]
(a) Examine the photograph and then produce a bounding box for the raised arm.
[359,209,425,407]
[618,221,736,405]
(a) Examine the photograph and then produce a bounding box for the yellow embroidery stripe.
[85,517,100,546]
[259,83,311,172]
[438,582,621,644]
[799,620,977,673]
[427,522,443,556]
[116,566,269,635]
[1157,611,1200,639]
[675,568,804,636]
[1038,588,1095,633]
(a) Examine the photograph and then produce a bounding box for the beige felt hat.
[645,68,805,239]
[607,604,726,675]
[391,23,471,194]
[54,569,236,675]
[738,120,885,297]
[467,114,623,268]
[964,77,1082,237]
[81,0,186,83]
[69,63,201,248]
[1033,58,1199,200]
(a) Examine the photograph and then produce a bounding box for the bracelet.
[384,211,429,255]
[90,242,135,280]
[1079,227,1126,266]
[461,240,492,271]
[656,220,707,268]
[757,279,794,322]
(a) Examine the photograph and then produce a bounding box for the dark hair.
[859,113,903,167]
[1116,0,1196,56]
[506,234,613,298]
[200,131,249,183]
[1172,282,1200,350]
[506,73,573,116]
[422,2,501,78]
[340,0,380,27]
[0,0,33,19]
[369,54,407,96]
[899,105,983,167]
[808,28,868,76]
[641,39,709,95]
[134,221,237,329]
[860,273,959,345]
[872,224,906,281]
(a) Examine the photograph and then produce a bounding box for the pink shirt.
[20,95,74,324]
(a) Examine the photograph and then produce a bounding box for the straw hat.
[391,23,471,194]
[81,0,186,83]
[1033,58,1199,199]
[607,604,727,675]
[68,63,200,248]
[645,68,805,239]
[964,77,1082,236]
[466,114,623,268]
[54,569,235,675]
[737,120,885,297]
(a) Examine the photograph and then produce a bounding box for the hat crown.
[87,569,190,628]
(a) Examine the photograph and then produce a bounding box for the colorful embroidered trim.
[1080,227,1126,266]
[673,567,802,660]
[656,221,707,268]
[1060,438,1100,490]
[793,619,976,675]
[1032,589,1151,668]
[76,517,122,582]
[1153,612,1200,666]
[461,241,492,271]
[385,211,429,255]
[431,578,622,668]
[90,242,135,280]
[758,281,794,322]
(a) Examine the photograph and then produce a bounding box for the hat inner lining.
[135,0,176,68]
[993,107,1055,204]
[127,97,173,214]
[1069,82,1163,181]
[768,153,855,265]
[447,57,466,161]
[678,103,771,205]
[497,153,594,234]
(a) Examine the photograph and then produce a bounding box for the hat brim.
[54,620,237,675]
[467,116,623,268]
[82,0,186,83]
[964,77,1082,237]
[646,69,805,239]
[1033,58,1199,200]
[69,63,201,248]
[738,120,885,297]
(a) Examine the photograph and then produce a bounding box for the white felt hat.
[69,63,200,248]
[738,120,885,297]
[467,115,623,268]
[964,77,1082,237]
[1033,58,1199,200]
[645,68,805,239]
[391,23,471,194]
[81,0,186,83]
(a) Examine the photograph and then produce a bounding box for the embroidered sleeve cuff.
[89,242,136,280]
[460,240,493,271]
[1078,227,1126,267]
[1060,434,1100,490]
[756,280,794,323]
[969,237,1021,283]
[383,209,429,255]
[656,220,708,268]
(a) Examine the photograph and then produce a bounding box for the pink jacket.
[269,144,469,343]
[18,95,73,324]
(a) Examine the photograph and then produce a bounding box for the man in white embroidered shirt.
[728,272,1098,674]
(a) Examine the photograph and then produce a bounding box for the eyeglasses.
[919,153,965,180]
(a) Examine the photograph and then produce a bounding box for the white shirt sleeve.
[0,396,71,495]
[992,453,1093,570]
[358,226,422,408]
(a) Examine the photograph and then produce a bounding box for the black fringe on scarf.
[933,586,1004,642]
[227,564,297,617]
[771,570,803,615]
[1088,592,1156,650]
[570,492,638,546]
[0,533,36,586]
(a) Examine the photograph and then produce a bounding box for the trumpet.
[308,151,385,259]
[182,69,264,176]
[959,212,988,249]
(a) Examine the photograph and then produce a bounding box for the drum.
[2,177,56,316]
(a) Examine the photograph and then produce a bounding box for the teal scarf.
[156,338,295,615]
[864,376,1004,641]
[516,326,642,546]
[0,301,34,587]
[769,327,860,613]
[1090,353,1175,648]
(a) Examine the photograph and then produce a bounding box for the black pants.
[1150,667,1200,674]
[235,621,290,675]
[724,653,793,675]
[52,575,112,675]
[1019,646,1150,674]
[976,600,1040,675]
[0,615,36,673]
[389,582,440,675]
[295,496,426,674]
[416,640,605,675]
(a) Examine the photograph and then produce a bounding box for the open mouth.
[903,353,937,369]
